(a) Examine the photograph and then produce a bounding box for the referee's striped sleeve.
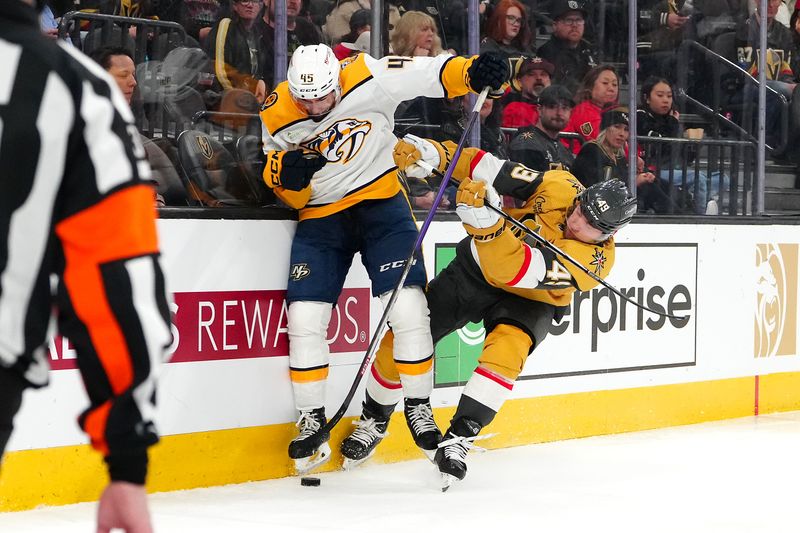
[0,32,171,484]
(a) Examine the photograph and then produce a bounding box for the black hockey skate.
[340,407,389,470]
[404,398,442,462]
[435,417,486,492]
[288,408,331,474]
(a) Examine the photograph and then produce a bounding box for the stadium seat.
[177,130,259,206]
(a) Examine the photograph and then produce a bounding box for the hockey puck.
[300,476,321,487]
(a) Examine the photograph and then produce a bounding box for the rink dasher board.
[1,218,799,511]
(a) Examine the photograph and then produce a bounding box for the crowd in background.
[39,0,800,214]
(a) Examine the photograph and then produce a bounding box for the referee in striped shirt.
[0,1,172,531]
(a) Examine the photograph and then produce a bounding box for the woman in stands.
[390,9,443,56]
[479,0,534,59]
[637,76,725,214]
[572,107,674,214]
[390,10,450,210]
[391,11,446,141]
[562,64,619,154]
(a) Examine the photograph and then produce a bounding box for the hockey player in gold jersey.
[259,44,509,473]
[356,136,637,488]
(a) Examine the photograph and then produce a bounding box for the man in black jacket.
[537,0,596,94]
[257,0,326,91]
[207,0,267,101]
[509,84,576,172]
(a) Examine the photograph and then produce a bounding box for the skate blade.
[440,473,459,492]
[294,442,332,475]
[342,450,375,471]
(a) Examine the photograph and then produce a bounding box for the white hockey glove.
[455,178,505,241]
[393,134,441,180]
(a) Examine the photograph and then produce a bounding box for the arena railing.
[676,38,789,155]
[637,136,756,216]
[58,11,187,64]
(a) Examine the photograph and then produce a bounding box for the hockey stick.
[418,163,690,323]
[309,87,491,443]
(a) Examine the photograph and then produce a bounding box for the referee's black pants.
[0,369,27,459]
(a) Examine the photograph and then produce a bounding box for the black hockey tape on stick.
[417,163,690,323]
[301,88,492,449]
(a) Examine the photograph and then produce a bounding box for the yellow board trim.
[2,372,799,512]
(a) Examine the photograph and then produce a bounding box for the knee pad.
[288,301,332,369]
[380,286,433,361]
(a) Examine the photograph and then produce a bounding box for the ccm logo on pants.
[379,259,416,272]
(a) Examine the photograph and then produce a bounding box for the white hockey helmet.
[287,45,341,101]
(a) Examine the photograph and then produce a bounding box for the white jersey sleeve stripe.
[0,71,73,363]
[80,80,135,194]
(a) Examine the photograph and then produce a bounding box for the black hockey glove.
[268,150,326,191]
[467,52,510,98]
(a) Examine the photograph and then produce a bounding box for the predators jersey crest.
[301,118,373,164]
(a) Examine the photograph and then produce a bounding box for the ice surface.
[2,412,798,532]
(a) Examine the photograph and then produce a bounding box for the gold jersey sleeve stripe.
[394,356,433,376]
[439,55,474,100]
[289,366,330,383]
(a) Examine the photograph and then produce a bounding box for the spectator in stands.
[562,64,619,153]
[157,0,228,44]
[438,95,507,158]
[303,0,335,27]
[39,0,58,38]
[395,0,465,53]
[339,29,372,57]
[501,56,554,129]
[747,0,792,28]
[735,0,797,148]
[537,0,597,94]
[390,9,442,56]
[206,0,267,102]
[89,45,138,104]
[637,0,692,80]
[392,10,446,139]
[572,108,676,214]
[637,76,724,214]
[323,0,400,44]
[480,0,535,60]
[508,84,575,172]
[258,0,326,91]
[90,46,185,207]
[332,7,369,58]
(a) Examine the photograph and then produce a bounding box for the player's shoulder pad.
[536,170,585,209]
[339,53,374,98]
[259,81,307,135]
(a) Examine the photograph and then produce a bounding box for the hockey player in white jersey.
[260,44,508,473]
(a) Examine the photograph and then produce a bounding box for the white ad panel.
[7,217,800,453]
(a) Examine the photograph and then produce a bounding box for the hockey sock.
[366,331,403,407]
[457,324,533,427]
